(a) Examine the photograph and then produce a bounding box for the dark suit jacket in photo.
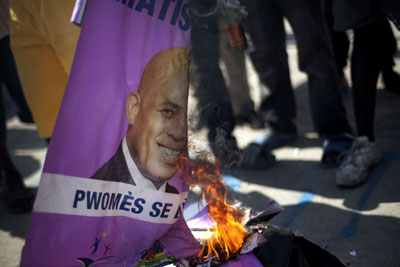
[91,144,179,194]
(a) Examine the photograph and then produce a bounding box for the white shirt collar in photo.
[122,137,167,192]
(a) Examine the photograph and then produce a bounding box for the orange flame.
[178,155,248,262]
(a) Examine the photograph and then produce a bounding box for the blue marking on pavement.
[222,175,243,192]
[343,153,396,237]
[282,192,315,228]
[253,133,268,145]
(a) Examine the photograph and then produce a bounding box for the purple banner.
[21,0,198,266]
[45,0,190,180]
[20,1,263,266]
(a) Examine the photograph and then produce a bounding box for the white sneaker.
[335,136,383,187]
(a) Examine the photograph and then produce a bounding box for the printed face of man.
[126,68,189,182]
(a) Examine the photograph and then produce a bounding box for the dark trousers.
[189,0,236,143]
[351,18,396,141]
[0,35,33,189]
[0,35,33,145]
[322,0,350,73]
[241,0,351,138]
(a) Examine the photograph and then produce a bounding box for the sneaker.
[335,136,383,187]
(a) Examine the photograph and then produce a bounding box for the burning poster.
[20,0,200,266]
[20,0,264,266]
[19,0,348,266]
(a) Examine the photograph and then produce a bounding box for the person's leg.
[284,0,352,167]
[219,18,263,128]
[241,0,297,136]
[0,38,20,190]
[0,140,34,213]
[321,0,350,92]
[219,34,253,117]
[0,37,33,212]
[330,30,349,76]
[321,0,349,74]
[0,35,33,123]
[351,19,388,141]
[0,88,6,155]
[189,0,239,166]
[335,19,387,187]
[284,0,351,138]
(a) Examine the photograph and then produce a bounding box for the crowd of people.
[190,0,400,188]
[1,0,400,214]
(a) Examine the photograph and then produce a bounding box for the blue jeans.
[241,0,351,138]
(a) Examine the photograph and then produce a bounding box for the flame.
[178,155,249,262]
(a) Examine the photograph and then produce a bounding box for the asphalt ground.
[1,22,399,267]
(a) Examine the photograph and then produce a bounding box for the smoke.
[189,0,247,18]
[219,0,247,17]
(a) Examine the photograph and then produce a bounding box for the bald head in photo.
[126,47,191,185]
[92,47,191,191]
